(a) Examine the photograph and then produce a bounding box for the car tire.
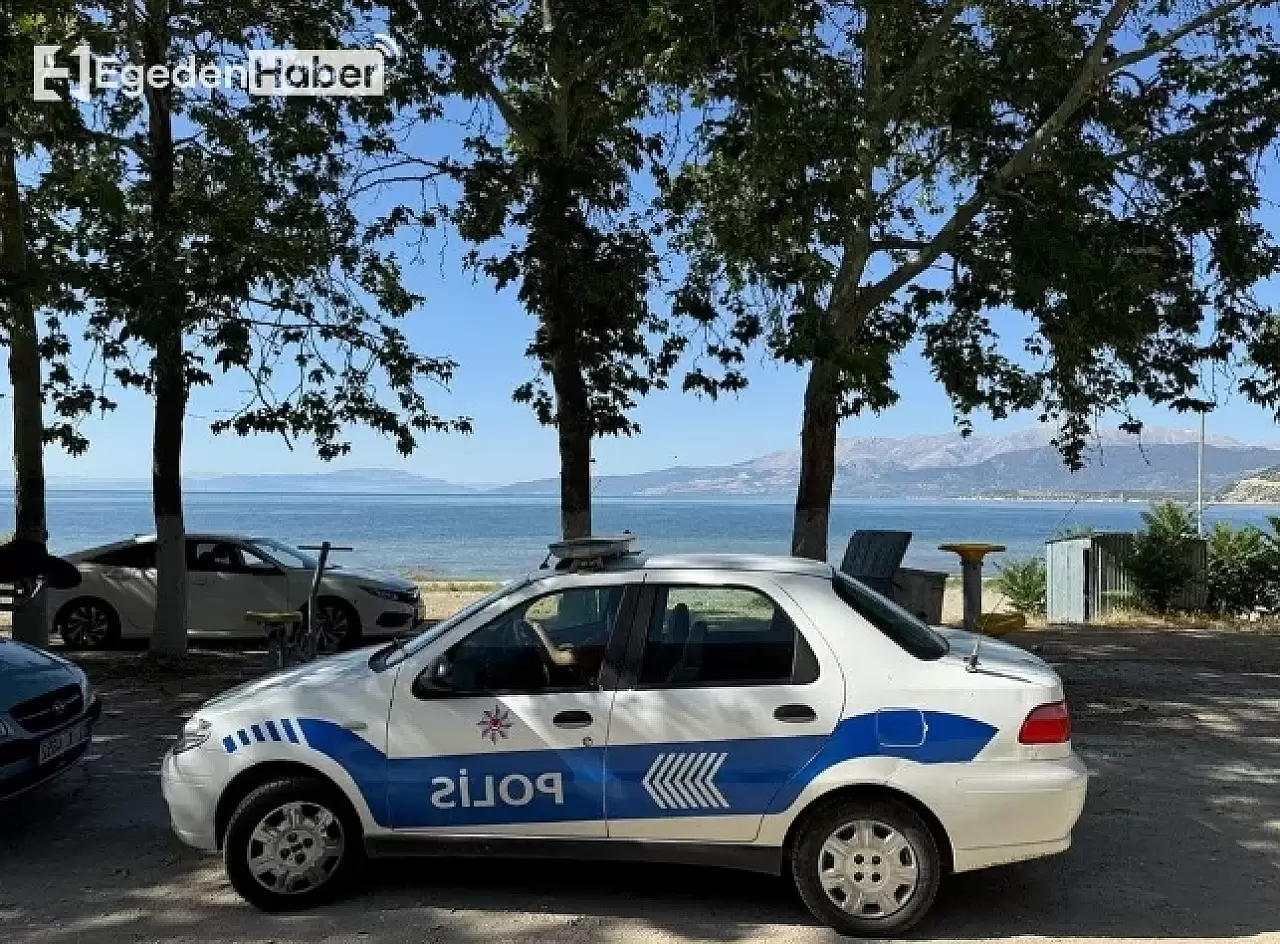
[55,598,121,650]
[314,597,361,653]
[790,796,941,937]
[223,776,364,912]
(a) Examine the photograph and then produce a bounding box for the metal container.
[1045,532,1207,623]
[892,567,947,625]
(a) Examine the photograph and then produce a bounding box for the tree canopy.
[666,0,1280,558]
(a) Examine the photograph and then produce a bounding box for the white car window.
[637,585,817,688]
[429,586,624,695]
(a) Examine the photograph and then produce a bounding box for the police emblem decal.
[477,706,512,744]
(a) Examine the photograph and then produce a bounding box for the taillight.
[1018,701,1071,744]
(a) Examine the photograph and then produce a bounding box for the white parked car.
[46,534,421,651]
[160,537,1086,936]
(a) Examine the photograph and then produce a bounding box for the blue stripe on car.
[296,712,997,830]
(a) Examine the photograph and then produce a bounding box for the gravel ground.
[1,625,1278,944]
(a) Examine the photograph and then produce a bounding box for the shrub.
[1126,501,1200,613]
[1206,520,1280,615]
[994,557,1047,617]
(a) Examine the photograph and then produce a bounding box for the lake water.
[17,491,1280,578]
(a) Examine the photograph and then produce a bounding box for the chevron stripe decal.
[642,751,729,810]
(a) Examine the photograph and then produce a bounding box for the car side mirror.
[413,657,454,698]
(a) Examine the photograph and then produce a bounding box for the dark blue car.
[0,637,101,800]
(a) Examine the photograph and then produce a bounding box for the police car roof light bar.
[546,535,638,571]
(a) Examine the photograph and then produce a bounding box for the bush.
[1126,501,1199,613]
[1206,519,1280,616]
[994,557,1047,616]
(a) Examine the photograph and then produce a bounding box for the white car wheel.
[791,797,941,937]
[224,777,362,911]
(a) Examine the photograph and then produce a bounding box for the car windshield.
[832,572,950,660]
[246,538,318,570]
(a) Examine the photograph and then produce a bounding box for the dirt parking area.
[1,625,1277,944]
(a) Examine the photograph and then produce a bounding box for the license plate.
[38,720,90,766]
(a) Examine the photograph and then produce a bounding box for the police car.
[160,536,1087,936]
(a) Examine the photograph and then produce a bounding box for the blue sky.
[12,263,1278,486]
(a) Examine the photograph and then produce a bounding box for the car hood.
[934,626,1062,687]
[201,645,382,713]
[0,638,81,709]
[322,566,416,592]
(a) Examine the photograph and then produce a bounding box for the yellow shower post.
[938,543,1006,634]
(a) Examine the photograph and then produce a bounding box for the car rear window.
[832,573,949,660]
[89,543,157,569]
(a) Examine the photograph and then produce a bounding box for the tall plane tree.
[670,0,1280,558]
[2,3,115,643]
[71,2,467,654]
[385,0,748,539]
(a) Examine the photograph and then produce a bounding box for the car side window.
[238,546,280,573]
[424,586,626,697]
[637,585,818,688]
[187,541,244,573]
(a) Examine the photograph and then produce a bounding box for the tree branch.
[1103,0,1257,74]
[879,0,967,124]
[854,0,1136,317]
[828,1,888,329]
[467,65,530,140]
[869,237,931,252]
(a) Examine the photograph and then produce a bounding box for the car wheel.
[314,598,361,654]
[791,796,941,937]
[224,776,363,912]
[55,598,121,650]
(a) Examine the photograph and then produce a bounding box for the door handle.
[553,710,594,729]
[774,704,817,723]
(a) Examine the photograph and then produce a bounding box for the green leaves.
[668,0,1280,460]
[50,0,469,461]
[384,0,758,449]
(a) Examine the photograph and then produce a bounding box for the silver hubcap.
[819,819,920,918]
[65,605,110,646]
[247,801,344,895]
[317,607,349,653]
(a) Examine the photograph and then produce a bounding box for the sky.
[9,264,1278,487]
[8,26,1280,487]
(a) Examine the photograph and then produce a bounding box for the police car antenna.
[966,631,983,672]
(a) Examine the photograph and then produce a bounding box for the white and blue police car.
[161,536,1087,936]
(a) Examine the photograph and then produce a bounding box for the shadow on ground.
[0,627,1277,943]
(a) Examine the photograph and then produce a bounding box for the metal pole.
[961,558,982,635]
[306,541,331,654]
[1197,411,1205,536]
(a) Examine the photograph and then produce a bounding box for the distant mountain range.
[30,425,1280,501]
[42,467,479,494]
[495,426,1280,499]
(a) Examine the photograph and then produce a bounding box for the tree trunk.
[143,1,188,656]
[1,130,50,645]
[791,357,841,561]
[552,349,592,539]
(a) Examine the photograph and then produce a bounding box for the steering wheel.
[513,619,553,686]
